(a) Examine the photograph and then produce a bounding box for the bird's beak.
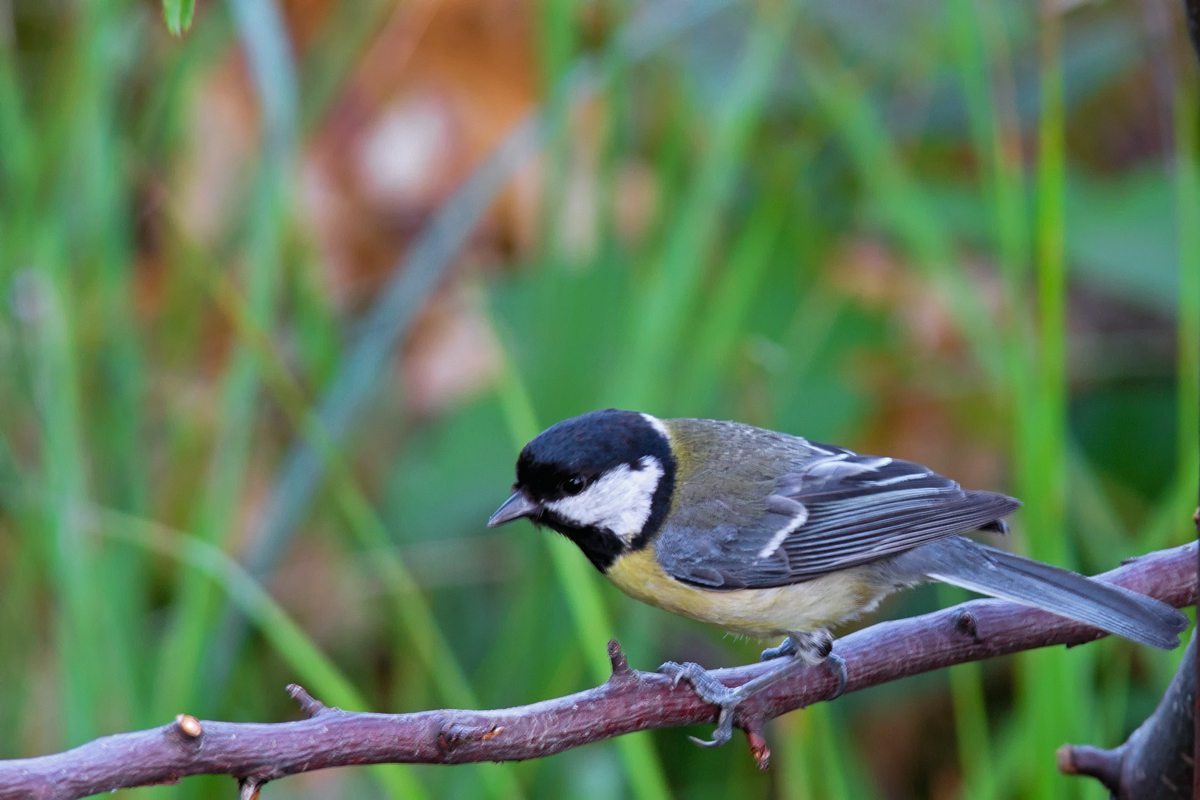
[488,491,539,527]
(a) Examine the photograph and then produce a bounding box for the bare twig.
[0,542,1194,800]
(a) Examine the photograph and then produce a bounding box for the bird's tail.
[900,536,1189,650]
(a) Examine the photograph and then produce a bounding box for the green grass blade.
[679,197,786,411]
[1016,9,1080,798]
[162,0,197,36]
[1031,8,1068,569]
[774,713,816,800]
[943,0,1027,792]
[152,0,297,726]
[0,35,36,204]
[806,704,852,800]
[15,271,102,747]
[71,2,154,727]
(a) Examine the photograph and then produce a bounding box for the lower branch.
[1057,509,1200,799]
[0,542,1195,800]
[1058,632,1195,798]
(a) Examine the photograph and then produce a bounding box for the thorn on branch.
[606,639,639,685]
[287,684,327,718]
[744,716,771,770]
[954,609,980,641]
[238,777,266,800]
[174,714,202,740]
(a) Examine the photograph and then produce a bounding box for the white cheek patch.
[547,456,664,542]
[641,413,671,442]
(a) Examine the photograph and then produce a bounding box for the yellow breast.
[604,547,890,639]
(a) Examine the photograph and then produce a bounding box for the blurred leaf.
[162,0,196,36]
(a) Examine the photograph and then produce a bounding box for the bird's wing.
[655,443,1020,590]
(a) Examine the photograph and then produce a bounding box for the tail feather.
[902,536,1188,650]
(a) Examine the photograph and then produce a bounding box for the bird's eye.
[562,476,586,496]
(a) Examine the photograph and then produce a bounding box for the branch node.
[954,609,981,641]
[436,720,504,754]
[1056,744,1123,793]
[606,639,639,685]
[238,777,266,800]
[174,714,203,740]
[287,684,327,717]
[744,717,771,770]
[1055,744,1078,774]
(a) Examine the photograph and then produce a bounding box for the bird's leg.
[759,632,847,697]
[784,631,848,699]
[759,636,799,661]
[659,630,847,748]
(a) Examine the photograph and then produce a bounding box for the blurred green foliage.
[0,0,1197,798]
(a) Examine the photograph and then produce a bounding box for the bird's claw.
[658,661,687,690]
[760,636,799,662]
[659,661,739,707]
[659,661,741,748]
[825,653,848,699]
[687,708,734,748]
[659,646,847,749]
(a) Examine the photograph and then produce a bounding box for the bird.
[487,409,1189,747]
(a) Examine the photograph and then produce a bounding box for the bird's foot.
[759,636,798,661]
[824,652,847,699]
[661,631,848,749]
[765,631,847,699]
[658,661,741,748]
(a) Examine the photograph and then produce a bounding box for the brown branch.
[0,542,1195,800]
[1058,632,1196,798]
[1057,510,1200,798]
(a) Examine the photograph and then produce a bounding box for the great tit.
[488,409,1188,747]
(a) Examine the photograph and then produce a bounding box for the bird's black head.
[488,409,676,571]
